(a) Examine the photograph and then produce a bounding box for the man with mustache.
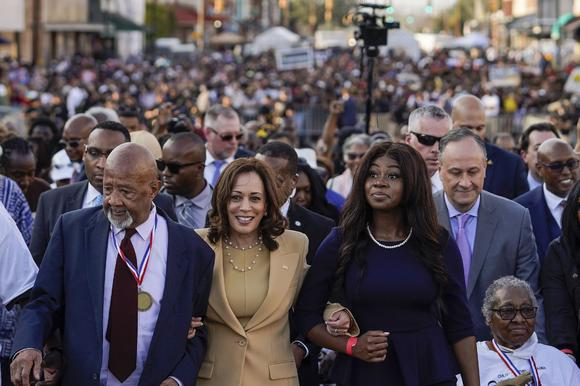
[433,127,543,342]
[30,121,176,265]
[515,138,578,263]
[11,143,214,386]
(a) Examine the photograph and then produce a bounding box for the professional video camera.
[353,1,400,57]
[351,1,399,132]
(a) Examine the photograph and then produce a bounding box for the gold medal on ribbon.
[138,291,153,312]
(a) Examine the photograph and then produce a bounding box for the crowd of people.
[0,47,580,386]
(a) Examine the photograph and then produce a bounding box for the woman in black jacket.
[542,180,580,364]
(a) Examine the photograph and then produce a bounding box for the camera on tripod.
[354,0,400,56]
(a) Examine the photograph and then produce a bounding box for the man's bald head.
[103,143,161,228]
[451,95,487,140]
[62,113,98,161]
[106,142,158,180]
[537,138,578,197]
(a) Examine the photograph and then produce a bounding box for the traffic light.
[386,5,395,14]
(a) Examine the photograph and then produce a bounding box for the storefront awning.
[102,12,145,32]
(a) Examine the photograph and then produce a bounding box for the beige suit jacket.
[196,229,309,386]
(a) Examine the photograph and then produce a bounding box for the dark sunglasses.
[539,159,579,172]
[157,159,202,174]
[491,306,537,321]
[59,139,82,148]
[410,131,443,147]
[209,127,243,142]
[346,152,365,161]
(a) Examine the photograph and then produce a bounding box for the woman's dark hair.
[1,137,34,168]
[332,142,448,307]
[296,161,340,222]
[561,180,580,266]
[208,158,287,251]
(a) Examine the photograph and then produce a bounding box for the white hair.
[481,276,537,324]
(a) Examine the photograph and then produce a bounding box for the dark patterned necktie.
[107,228,137,382]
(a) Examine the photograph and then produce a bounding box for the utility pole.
[197,0,205,49]
[32,0,41,65]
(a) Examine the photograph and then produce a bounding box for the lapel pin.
[282,265,289,270]
[487,159,493,166]
[573,273,578,279]
[294,220,301,227]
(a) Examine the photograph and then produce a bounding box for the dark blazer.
[12,207,214,386]
[483,143,528,199]
[541,237,580,362]
[234,147,255,159]
[287,202,334,386]
[515,186,561,264]
[288,202,335,265]
[30,181,177,265]
[433,190,543,341]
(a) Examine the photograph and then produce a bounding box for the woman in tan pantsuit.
[196,158,309,386]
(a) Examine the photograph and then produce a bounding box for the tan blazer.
[196,229,309,386]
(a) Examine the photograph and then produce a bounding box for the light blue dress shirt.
[444,194,481,258]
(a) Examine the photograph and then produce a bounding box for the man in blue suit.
[452,94,528,199]
[515,138,578,263]
[11,143,214,386]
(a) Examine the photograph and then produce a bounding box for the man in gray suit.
[30,121,176,265]
[434,127,544,341]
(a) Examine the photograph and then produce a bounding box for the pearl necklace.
[224,236,262,250]
[225,237,264,272]
[366,224,413,249]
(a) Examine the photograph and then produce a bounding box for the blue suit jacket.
[483,143,529,199]
[515,186,561,264]
[12,207,214,386]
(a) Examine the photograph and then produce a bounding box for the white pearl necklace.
[366,224,413,249]
[225,237,264,272]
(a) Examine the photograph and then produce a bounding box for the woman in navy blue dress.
[294,142,479,385]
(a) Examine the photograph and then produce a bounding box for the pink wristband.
[346,336,358,356]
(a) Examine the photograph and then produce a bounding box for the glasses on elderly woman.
[491,306,538,320]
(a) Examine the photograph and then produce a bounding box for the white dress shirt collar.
[111,206,157,241]
[281,199,290,218]
[83,182,102,208]
[543,183,566,227]
[204,147,235,167]
[431,171,443,193]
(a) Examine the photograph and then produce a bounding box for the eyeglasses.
[157,159,203,174]
[208,127,243,142]
[346,152,366,161]
[60,139,82,148]
[410,131,443,147]
[539,159,579,172]
[491,306,538,320]
[84,146,114,160]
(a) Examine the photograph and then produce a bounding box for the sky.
[357,0,456,14]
